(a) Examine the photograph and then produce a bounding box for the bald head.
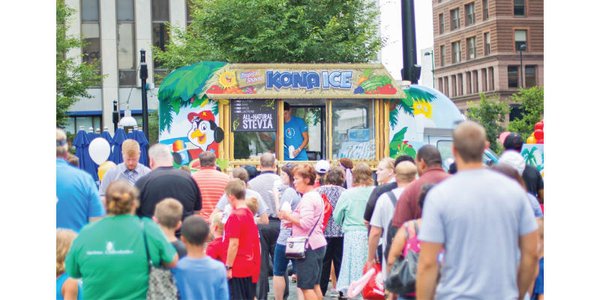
[416,145,442,167]
[259,152,276,169]
[452,121,487,163]
[56,128,69,158]
[148,143,173,168]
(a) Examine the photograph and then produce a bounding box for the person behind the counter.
[283,102,309,161]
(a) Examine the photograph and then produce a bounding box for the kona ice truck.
[156,62,497,171]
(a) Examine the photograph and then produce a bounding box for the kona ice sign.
[204,63,406,99]
[265,70,353,90]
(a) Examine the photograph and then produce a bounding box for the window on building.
[467,37,476,60]
[515,30,527,51]
[438,78,444,92]
[452,41,461,64]
[483,0,489,20]
[451,75,457,97]
[473,70,479,93]
[458,74,464,96]
[508,66,519,88]
[333,100,375,160]
[484,32,491,55]
[444,77,449,95]
[481,68,487,91]
[451,8,460,30]
[465,3,475,26]
[117,0,136,86]
[152,0,170,80]
[65,115,103,135]
[488,67,495,90]
[514,0,525,16]
[81,0,101,79]
[438,13,444,34]
[466,72,472,94]
[440,45,445,66]
[525,65,537,87]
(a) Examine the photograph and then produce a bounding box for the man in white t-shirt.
[366,161,417,277]
[417,121,539,299]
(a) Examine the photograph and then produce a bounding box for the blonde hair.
[395,161,417,183]
[352,163,374,186]
[154,198,183,229]
[225,179,246,200]
[56,229,77,276]
[379,157,395,172]
[211,211,224,230]
[122,139,141,157]
[246,197,259,215]
[106,180,139,215]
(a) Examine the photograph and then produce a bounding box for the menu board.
[231,99,277,132]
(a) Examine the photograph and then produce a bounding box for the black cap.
[503,133,524,151]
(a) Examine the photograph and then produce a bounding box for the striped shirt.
[99,162,151,196]
[192,167,231,222]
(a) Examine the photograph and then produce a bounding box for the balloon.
[527,136,537,144]
[499,131,511,145]
[89,137,111,165]
[533,129,544,140]
[537,138,544,144]
[97,161,116,182]
[534,122,543,131]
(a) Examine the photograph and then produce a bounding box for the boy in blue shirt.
[283,102,309,160]
[173,216,229,300]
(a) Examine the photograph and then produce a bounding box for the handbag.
[362,263,386,300]
[285,206,323,260]
[385,220,419,295]
[141,221,178,300]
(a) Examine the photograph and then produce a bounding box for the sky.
[379,0,434,80]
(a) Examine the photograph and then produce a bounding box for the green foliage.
[148,111,159,144]
[466,93,510,153]
[56,0,103,127]
[154,0,382,71]
[508,86,544,137]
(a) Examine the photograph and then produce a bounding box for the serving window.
[332,99,376,160]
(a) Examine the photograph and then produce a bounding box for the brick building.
[432,0,543,112]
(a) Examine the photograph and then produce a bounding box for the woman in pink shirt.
[279,164,327,300]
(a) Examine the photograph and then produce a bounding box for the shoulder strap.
[386,191,398,207]
[414,220,419,237]
[140,219,152,269]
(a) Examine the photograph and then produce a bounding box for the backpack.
[320,193,333,231]
[383,191,399,260]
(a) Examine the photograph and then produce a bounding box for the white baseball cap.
[315,160,331,174]
[498,151,526,175]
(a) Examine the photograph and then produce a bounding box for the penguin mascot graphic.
[174,110,225,168]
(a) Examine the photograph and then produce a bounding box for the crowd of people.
[56,120,544,300]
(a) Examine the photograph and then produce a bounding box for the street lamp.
[140,49,149,140]
[518,43,526,88]
[424,50,435,88]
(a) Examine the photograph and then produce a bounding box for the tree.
[508,86,544,138]
[466,93,510,153]
[56,0,102,127]
[154,0,382,71]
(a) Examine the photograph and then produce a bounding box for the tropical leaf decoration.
[388,99,400,129]
[158,61,227,133]
[388,85,438,130]
[389,127,416,159]
[522,147,538,167]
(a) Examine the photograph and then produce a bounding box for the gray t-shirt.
[276,187,302,245]
[370,186,404,276]
[419,169,538,299]
[249,172,281,218]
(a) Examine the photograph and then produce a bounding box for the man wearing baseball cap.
[314,160,330,187]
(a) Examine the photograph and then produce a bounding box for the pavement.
[266,276,356,300]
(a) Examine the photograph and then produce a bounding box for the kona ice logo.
[266,70,353,90]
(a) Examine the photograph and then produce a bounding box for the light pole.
[140,49,149,140]
[424,50,434,88]
[519,43,526,88]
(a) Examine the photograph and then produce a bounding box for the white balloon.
[89,138,111,165]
